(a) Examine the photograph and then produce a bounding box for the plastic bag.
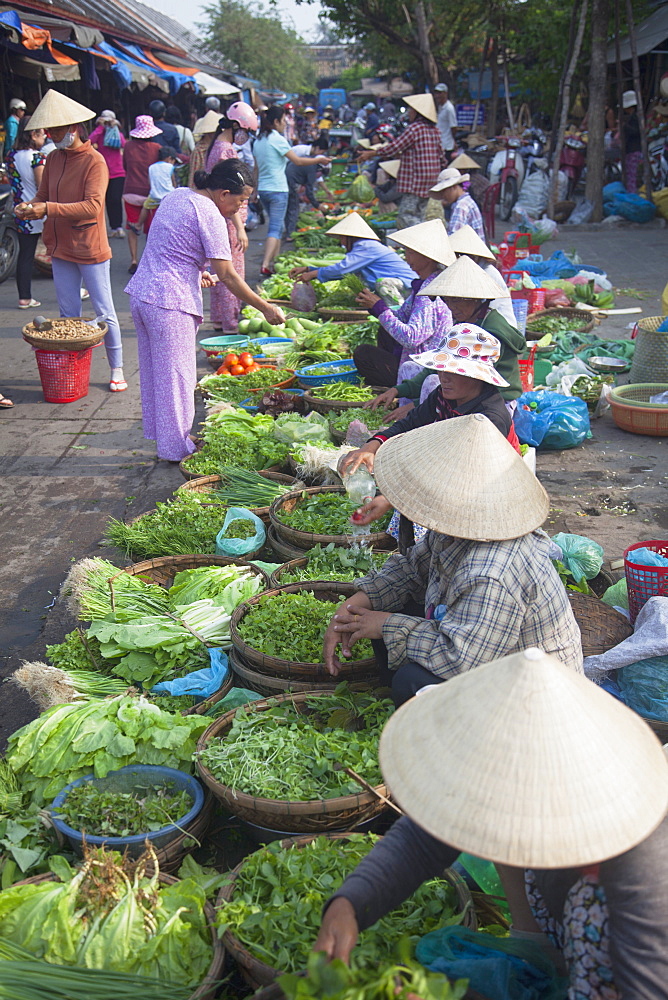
[513,175,549,219]
[627,546,668,567]
[601,577,629,611]
[566,199,594,224]
[603,190,656,223]
[375,276,410,307]
[514,391,591,449]
[152,648,229,698]
[215,507,266,557]
[545,357,592,393]
[416,926,564,1000]
[551,532,604,582]
[617,657,668,721]
[273,410,331,445]
[348,173,375,203]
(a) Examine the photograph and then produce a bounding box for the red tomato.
[239,352,254,368]
[224,353,239,367]
[215,364,230,375]
[230,364,246,376]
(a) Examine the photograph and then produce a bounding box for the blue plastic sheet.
[416,927,566,1000]
[511,250,604,281]
[627,547,668,568]
[618,656,668,721]
[514,391,591,449]
[603,184,656,223]
[152,648,229,697]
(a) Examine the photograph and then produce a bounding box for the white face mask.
[54,130,76,149]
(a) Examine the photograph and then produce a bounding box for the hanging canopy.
[194,71,240,96]
[607,5,668,62]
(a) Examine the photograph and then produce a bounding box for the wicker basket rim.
[196,691,385,811]
[269,487,389,547]
[609,382,668,408]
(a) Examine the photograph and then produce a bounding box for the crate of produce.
[195,689,391,831]
[270,486,391,550]
[608,383,668,436]
[624,540,668,623]
[229,582,378,681]
[295,358,358,387]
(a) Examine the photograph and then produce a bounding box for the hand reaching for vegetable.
[313,897,359,964]
[289,266,318,283]
[386,402,414,423]
[263,302,286,325]
[356,288,381,310]
[351,495,392,527]
[330,605,390,664]
[365,387,397,411]
[338,441,381,477]
[323,592,373,675]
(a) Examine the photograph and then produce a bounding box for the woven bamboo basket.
[270,486,391,550]
[267,525,311,560]
[524,307,595,338]
[629,316,668,383]
[317,307,368,321]
[11,871,225,1000]
[230,582,377,680]
[229,646,353,696]
[253,989,490,1000]
[150,791,216,872]
[22,318,108,351]
[118,554,270,590]
[609,383,668,436]
[567,592,633,656]
[176,471,300,522]
[269,552,391,589]
[183,672,235,716]
[303,388,376,414]
[179,457,284,481]
[196,693,389,832]
[217,834,475,990]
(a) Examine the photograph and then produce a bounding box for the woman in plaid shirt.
[358,93,446,229]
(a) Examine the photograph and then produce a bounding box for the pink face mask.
[234,129,249,146]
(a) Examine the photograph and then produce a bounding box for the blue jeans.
[51,258,123,369]
[258,190,289,240]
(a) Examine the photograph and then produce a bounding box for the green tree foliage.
[200,0,317,92]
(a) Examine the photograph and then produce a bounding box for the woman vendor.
[340,325,521,545]
[447,224,515,325]
[314,647,668,999]
[365,255,525,415]
[126,159,285,463]
[325,415,582,705]
[351,219,455,387]
[289,211,417,295]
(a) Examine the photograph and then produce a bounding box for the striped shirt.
[354,530,583,679]
[379,121,446,198]
[447,193,486,240]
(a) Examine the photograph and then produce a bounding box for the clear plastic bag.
[618,657,668,721]
[215,507,266,557]
[551,532,604,582]
[514,391,591,449]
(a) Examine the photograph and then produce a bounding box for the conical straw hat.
[374,413,549,539]
[194,110,222,136]
[418,254,509,299]
[26,90,95,131]
[450,152,481,172]
[380,647,668,868]
[405,93,438,123]
[448,224,495,260]
[326,211,379,241]
[379,159,400,179]
[389,219,455,266]
[356,138,372,149]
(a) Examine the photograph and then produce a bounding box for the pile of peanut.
[25,318,103,339]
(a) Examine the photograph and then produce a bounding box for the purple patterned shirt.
[125,187,230,319]
[371,272,453,381]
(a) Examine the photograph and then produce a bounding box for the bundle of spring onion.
[105,493,228,560]
[192,465,293,508]
[0,846,212,989]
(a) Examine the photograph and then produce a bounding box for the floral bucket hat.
[411,323,509,387]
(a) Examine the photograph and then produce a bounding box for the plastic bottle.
[343,467,376,536]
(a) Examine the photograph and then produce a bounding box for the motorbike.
[489,136,524,221]
[559,135,586,200]
[520,128,547,176]
[648,133,668,191]
[0,183,18,284]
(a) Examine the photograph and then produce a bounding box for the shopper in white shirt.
[130,146,177,233]
[434,83,457,156]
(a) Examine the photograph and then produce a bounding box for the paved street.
[1,218,667,746]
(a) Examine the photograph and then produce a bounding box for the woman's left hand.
[235,228,249,252]
[332,605,391,649]
[201,271,219,288]
[356,288,381,309]
[15,202,46,221]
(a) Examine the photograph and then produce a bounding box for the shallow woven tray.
[270,486,390,550]
[13,871,224,999]
[217,835,475,990]
[303,387,375,414]
[230,581,377,680]
[177,471,300,522]
[117,554,270,590]
[267,525,310,561]
[567,592,633,656]
[269,553,389,589]
[22,319,108,351]
[229,646,354,696]
[524,307,595,338]
[609,383,668,437]
[196,695,389,832]
[317,307,368,321]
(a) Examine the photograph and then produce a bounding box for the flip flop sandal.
[109,379,128,392]
[0,395,15,408]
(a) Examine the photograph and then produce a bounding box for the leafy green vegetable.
[182,411,290,477]
[55,782,192,838]
[280,543,391,584]
[329,407,392,435]
[6,696,209,805]
[309,382,375,402]
[218,835,465,973]
[199,687,391,799]
[238,590,373,663]
[199,368,295,403]
[318,274,365,308]
[278,492,390,535]
[223,518,256,540]
[105,493,228,560]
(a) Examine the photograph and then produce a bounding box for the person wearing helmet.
[205,96,221,112]
[204,101,259,330]
[363,102,380,141]
[297,106,319,144]
[147,99,180,151]
[4,98,27,157]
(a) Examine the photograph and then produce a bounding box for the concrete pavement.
[1,220,667,746]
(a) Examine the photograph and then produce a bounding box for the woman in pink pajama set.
[125,159,284,461]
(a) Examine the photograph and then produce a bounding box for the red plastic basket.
[518,344,538,392]
[624,540,668,623]
[507,273,546,315]
[35,347,94,403]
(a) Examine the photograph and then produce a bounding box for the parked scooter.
[489,136,524,221]
[559,135,586,200]
[0,184,18,283]
[520,128,547,176]
[648,134,668,191]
